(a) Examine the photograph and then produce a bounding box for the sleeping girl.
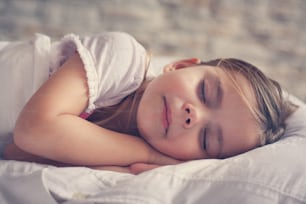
[0,32,296,174]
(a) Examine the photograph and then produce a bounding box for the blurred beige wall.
[0,0,305,101]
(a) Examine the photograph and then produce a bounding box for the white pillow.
[38,96,306,204]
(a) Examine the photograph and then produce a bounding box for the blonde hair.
[200,58,297,145]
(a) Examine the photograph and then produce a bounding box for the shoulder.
[94,32,146,59]
[81,31,145,52]
[91,32,148,107]
[50,32,148,112]
[77,31,147,70]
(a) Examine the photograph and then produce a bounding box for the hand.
[92,165,132,174]
[129,163,160,174]
[92,163,160,175]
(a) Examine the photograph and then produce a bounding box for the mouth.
[162,96,172,134]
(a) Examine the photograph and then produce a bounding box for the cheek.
[137,100,162,141]
[157,73,194,94]
[167,79,194,96]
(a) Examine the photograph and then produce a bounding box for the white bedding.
[1,38,306,204]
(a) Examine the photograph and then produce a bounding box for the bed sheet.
[1,38,306,204]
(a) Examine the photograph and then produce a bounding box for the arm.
[4,143,167,174]
[13,52,176,166]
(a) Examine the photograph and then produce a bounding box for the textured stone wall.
[0,0,305,101]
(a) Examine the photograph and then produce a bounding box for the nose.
[182,103,200,128]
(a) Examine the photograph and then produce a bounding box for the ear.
[163,58,201,73]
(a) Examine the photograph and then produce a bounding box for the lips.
[162,96,171,133]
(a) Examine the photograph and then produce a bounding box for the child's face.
[137,64,260,160]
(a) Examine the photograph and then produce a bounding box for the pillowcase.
[41,91,306,204]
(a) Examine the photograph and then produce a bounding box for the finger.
[92,166,132,174]
[129,163,160,174]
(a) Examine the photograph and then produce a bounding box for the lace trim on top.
[59,34,98,113]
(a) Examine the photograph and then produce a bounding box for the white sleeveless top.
[0,32,147,155]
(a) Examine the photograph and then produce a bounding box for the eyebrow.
[215,78,223,108]
[207,75,223,109]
